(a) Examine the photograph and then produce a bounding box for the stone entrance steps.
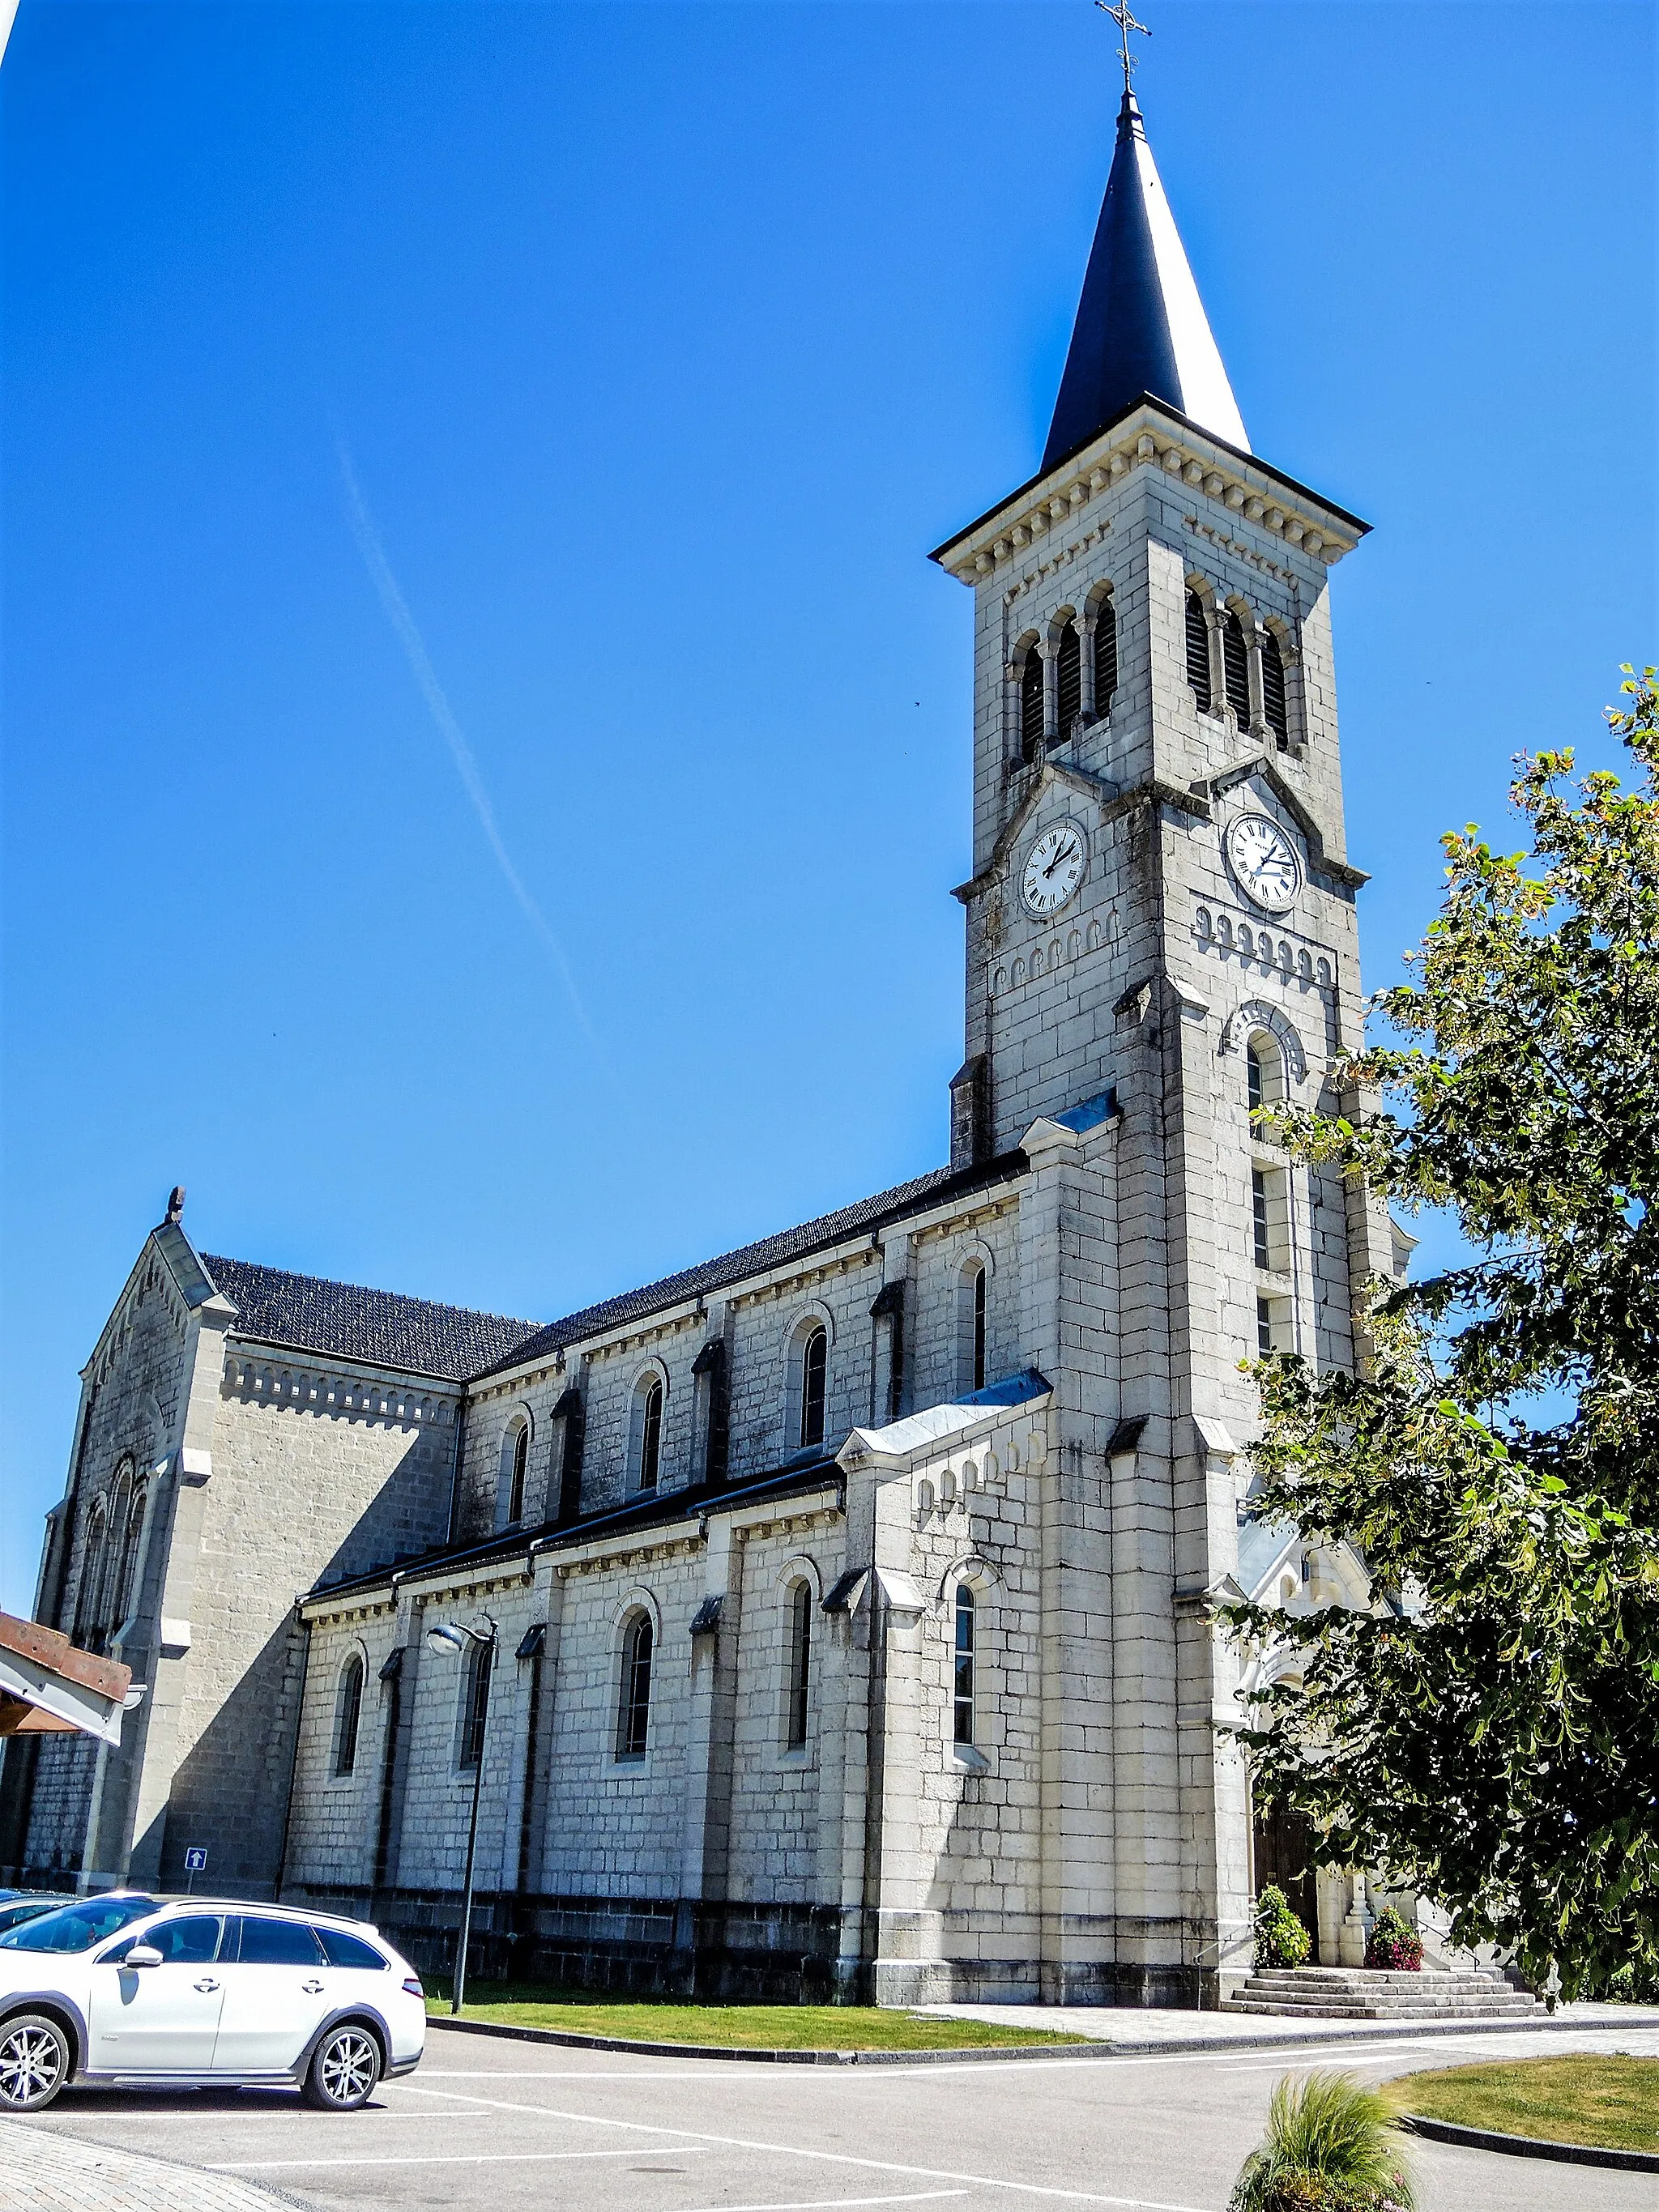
[1222,1967,1538,2020]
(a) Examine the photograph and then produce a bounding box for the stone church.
[2,83,1404,2005]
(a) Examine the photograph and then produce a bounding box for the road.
[16,2018,1659,2212]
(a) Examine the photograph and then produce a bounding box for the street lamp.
[424,1614,497,2016]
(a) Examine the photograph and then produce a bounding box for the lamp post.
[424,1614,497,2017]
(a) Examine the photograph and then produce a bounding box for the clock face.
[1022,822,1087,917]
[1226,813,1300,914]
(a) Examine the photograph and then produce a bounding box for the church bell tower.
[932,56,1392,2004]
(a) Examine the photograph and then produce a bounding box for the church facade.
[2,87,1400,2007]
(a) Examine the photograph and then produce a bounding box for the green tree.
[1226,670,1659,2003]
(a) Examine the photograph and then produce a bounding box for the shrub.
[1365,1907,1423,1973]
[1255,1885,1312,1969]
[1230,2070,1416,2212]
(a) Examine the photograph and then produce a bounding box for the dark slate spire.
[1042,89,1247,473]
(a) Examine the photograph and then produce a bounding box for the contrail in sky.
[336,439,603,1058]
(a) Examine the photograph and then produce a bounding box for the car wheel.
[0,2012,71,2112]
[302,2022,382,2110]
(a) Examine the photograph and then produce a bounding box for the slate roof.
[470,1151,1028,1379]
[201,1255,543,1383]
[305,1453,845,1605]
[195,1150,1027,1391]
[1043,88,1247,472]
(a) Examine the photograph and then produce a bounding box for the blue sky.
[2,1,1652,1613]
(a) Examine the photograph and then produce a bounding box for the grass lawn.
[1388,2055,1659,2154]
[424,1980,1087,2051]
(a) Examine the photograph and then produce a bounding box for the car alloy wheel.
[0,2014,70,2112]
[304,2024,381,2110]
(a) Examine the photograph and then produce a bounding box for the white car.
[0,1893,426,2112]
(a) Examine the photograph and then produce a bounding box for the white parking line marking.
[394,2081,1216,2210]
[211,2144,713,2172]
[665,2196,968,2212]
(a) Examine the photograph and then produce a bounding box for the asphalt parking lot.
[18,2020,1659,2212]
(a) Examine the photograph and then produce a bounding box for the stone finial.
[165,1186,186,1225]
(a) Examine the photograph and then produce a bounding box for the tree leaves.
[1227,669,1659,2004]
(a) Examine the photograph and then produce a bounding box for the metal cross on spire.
[1095,0,1149,92]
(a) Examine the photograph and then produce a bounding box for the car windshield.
[0,1896,160,1952]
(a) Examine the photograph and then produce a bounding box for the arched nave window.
[334,1654,365,1777]
[957,1260,988,1396]
[503,1419,530,1525]
[617,1612,653,1760]
[632,1375,664,1494]
[953,1583,976,1745]
[798,1325,827,1450]
[785,1580,812,1749]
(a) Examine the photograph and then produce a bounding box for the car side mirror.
[124,1945,164,1968]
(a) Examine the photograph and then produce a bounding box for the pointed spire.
[1042,89,1247,474]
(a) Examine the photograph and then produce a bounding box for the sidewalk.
[917,1999,1659,2052]
[0,2118,306,2212]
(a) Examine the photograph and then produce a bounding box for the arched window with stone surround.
[111,1480,147,1634]
[1261,627,1290,746]
[1223,608,1252,723]
[1092,593,1118,713]
[957,1259,988,1396]
[75,1502,109,1651]
[1185,589,1213,710]
[632,1375,663,1494]
[616,1610,653,1759]
[953,1583,976,1745]
[799,1324,827,1449]
[334,1653,365,1776]
[1019,644,1045,760]
[784,1579,812,1749]
[501,1418,530,1526]
[1055,619,1081,735]
[1247,1029,1287,1115]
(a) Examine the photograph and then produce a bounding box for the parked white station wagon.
[0,1893,426,2112]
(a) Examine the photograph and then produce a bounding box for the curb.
[427,2006,1659,2069]
[427,2015,1099,2065]
[1403,2114,1659,2173]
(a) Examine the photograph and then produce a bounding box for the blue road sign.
[183,1847,207,1873]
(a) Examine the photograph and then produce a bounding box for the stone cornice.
[931,398,1368,588]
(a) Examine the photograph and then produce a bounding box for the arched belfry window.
[334,1654,365,1776]
[617,1612,653,1759]
[799,1324,827,1450]
[1185,590,1213,711]
[1019,647,1045,761]
[635,1376,663,1494]
[953,1583,976,1745]
[1093,596,1118,713]
[1055,620,1081,735]
[1261,629,1290,746]
[1223,610,1252,724]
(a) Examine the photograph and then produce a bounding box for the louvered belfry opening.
[1223,610,1252,724]
[1261,628,1290,745]
[1019,646,1045,759]
[1056,621,1081,735]
[1094,597,1118,712]
[1184,591,1212,710]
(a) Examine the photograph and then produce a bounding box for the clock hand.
[1043,840,1077,877]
